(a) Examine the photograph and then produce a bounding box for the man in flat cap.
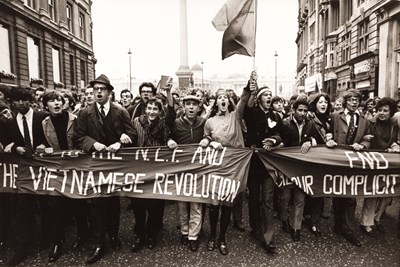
[166,95,206,252]
[74,74,136,264]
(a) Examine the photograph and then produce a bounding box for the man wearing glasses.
[74,74,136,264]
[127,82,157,119]
[120,89,133,109]
[326,89,371,247]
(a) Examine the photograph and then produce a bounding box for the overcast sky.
[91,0,298,83]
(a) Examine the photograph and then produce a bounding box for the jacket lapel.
[88,104,103,133]
[339,112,347,125]
[355,115,367,141]
[66,113,77,132]
[12,119,24,144]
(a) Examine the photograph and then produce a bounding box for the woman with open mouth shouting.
[200,71,256,255]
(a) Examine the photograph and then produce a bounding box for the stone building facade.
[296,0,400,100]
[0,0,95,92]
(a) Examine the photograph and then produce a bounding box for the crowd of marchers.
[0,71,399,266]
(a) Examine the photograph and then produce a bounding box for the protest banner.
[1,145,398,200]
[256,145,400,198]
[0,145,252,205]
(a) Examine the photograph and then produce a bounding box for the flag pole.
[253,0,257,70]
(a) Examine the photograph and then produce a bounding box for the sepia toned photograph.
[0,0,399,266]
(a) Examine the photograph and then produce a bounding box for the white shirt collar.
[16,108,34,143]
[96,101,110,116]
[344,108,360,116]
[17,108,34,121]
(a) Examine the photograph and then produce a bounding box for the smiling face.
[376,104,390,122]
[93,83,111,105]
[47,97,64,116]
[183,100,200,120]
[145,102,161,122]
[316,96,329,114]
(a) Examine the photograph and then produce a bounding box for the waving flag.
[212,0,244,31]
[212,0,257,60]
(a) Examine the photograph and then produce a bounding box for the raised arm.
[236,71,258,120]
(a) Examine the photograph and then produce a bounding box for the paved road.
[1,197,399,266]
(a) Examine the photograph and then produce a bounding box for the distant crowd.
[0,71,399,266]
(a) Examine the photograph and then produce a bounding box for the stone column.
[175,0,193,92]
[14,17,29,86]
[378,18,389,98]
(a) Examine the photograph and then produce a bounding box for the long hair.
[308,93,332,115]
[210,89,234,117]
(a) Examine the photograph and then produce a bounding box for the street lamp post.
[128,48,132,91]
[320,1,329,93]
[201,61,204,88]
[274,51,278,96]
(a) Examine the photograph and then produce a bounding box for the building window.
[24,0,36,9]
[331,3,340,30]
[79,13,86,41]
[327,43,335,68]
[358,19,369,54]
[310,23,315,45]
[27,37,40,79]
[0,24,11,74]
[309,55,314,75]
[341,32,351,64]
[66,3,73,31]
[80,59,86,87]
[345,0,353,22]
[48,0,56,21]
[52,48,61,83]
[398,32,400,46]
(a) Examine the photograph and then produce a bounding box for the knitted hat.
[256,86,272,99]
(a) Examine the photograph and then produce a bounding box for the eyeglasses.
[141,90,152,93]
[94,86,107,91]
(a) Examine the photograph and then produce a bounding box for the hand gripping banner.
[1,145,399,200]
[0,145,252,205]
[256,145,400,198]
